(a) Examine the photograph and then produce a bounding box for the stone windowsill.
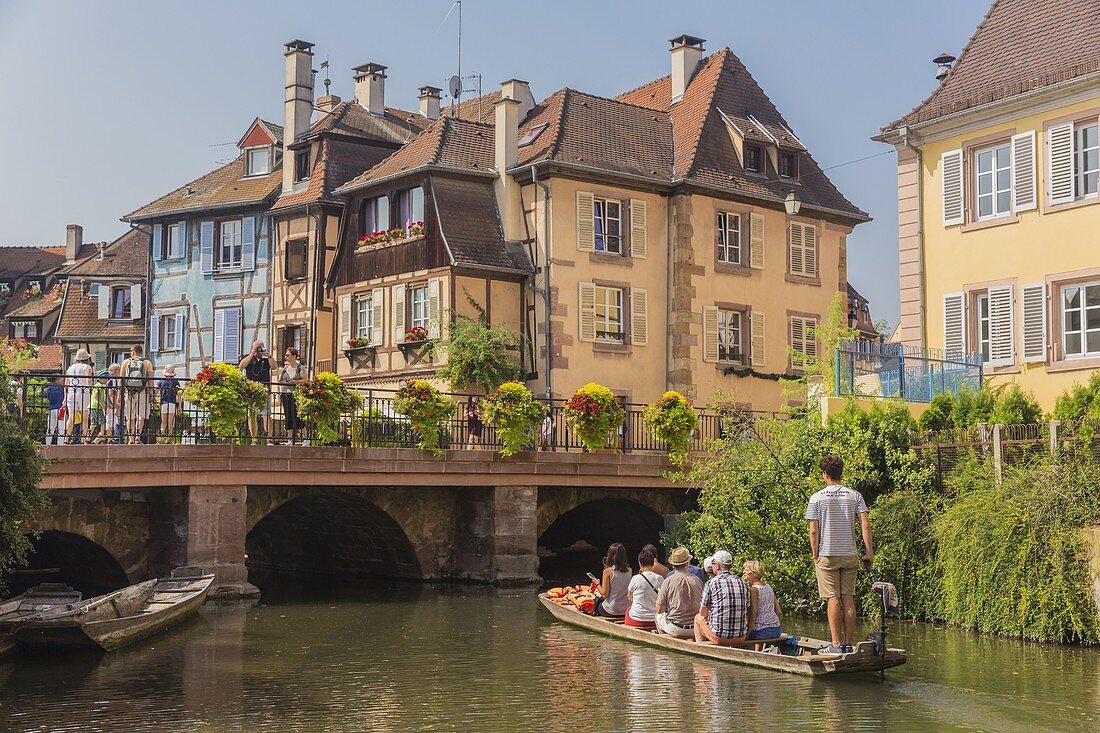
[589,252,632,267]
[961,214,1018,232]
[714,262,752,276]
[784,273,821,287]
[593,341,631,354]
[1047,356,1100,373]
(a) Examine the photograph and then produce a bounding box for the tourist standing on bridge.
[44,374,64,445]
[465,395,483,447]
[805,455,873,655]
[156,364,180,443]
[278,348,307,445]
[63,348,94,444]
[240,340,278,444]
[122,345,153,444]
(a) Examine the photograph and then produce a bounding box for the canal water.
[2,582,1098,732]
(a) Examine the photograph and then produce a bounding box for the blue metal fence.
[834,340,982,403]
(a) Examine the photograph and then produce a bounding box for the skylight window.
[518,123,548,148]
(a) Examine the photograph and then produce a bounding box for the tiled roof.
[21,343,62,372]
[4,291,62,318]
[442,92,502,124]
[308,101,426,144]
[55,281,144,340]
[61,227,149,278]
[0,246,66,277]
[125,155,281,220]
[433,177,531,272]
[886,0,1100,130]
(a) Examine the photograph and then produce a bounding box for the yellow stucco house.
[877,0,1100,408]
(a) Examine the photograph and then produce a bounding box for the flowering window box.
[343,340,377,366]
[397,336,434,367]
[356,222,427,250]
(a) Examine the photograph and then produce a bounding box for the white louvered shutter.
[392,284,406,343]
[176,307,186,351]
[213,308,226,362]
[576,191,595,252]
[749,213,765,269]
[578,282,596,342]
[1011,131,1036,212]
[428,278,441,339]
[241,217,256,272]
[371,288,385,346]
[702,306,719,363]
[130,283,142,320]
[339,294,352,348]
[225,308,241,364]
[630,288,648,346]
[177,220,188,260]
[750,311,766,367]
[98,287,110,320]
[943,293,966,355]
[788,223,804,276]
[803,224,817,277]
[941,149,964,226]
[152,223,163,262]
[629,199,647,259]
[1048,122,1075,206]
[988,285,1015,367]
[200,221,215,274]
[1021,283,1047,363]
[149,312,160,354]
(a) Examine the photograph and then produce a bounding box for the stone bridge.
[19,445,696,595]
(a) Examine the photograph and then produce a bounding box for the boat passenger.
[641,543,670,577]
[701,556,715,581]
[693,550,754,645]
[742,560,783,642]
[655,547,704,638]
[625,548,664,628]
[595,543,631,617]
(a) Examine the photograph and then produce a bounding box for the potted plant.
[481,381,547,457]
[180,362,268,440]
[642,390,699,465]
[563,382,624,452]
[393,379,455,455]
[294,371,364,444]
[403,326,429,343]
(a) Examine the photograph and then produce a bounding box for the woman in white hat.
[63,348,94,444]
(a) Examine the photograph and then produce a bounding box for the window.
[518,123,548,147]
[790,315,818,369]
[160,314,178,352]
[716,212,741,264]
[409,285,430,330]
[294,149,311,182]
[355,293,373,339]
[717,309,742,362]
[10,321,38,340]
[110,286,131,319]
[744,145,765,173]
[788,222,817,278]
[165,223,182,259]
[975,143,1011,219]
[360,195,390,234]
[395,188,424,228]
[245,147,271,176]
[1075,123,1099,199]
[219,219,243,269]
[779,152,799,178]
[593,198,622,254]
[283,325,302,354]
[975,292,992,363]
[1062,281,1100,358]
[285,239,307,281]
[594,285,624,342]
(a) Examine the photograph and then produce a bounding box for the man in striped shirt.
[805,455,873,655]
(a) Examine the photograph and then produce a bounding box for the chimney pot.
[317,94,342,113]
[65,224,83,262]
[669,34,706,104]
[354,63,388,116]
[418,85,442,119]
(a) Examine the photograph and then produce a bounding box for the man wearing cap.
[655,547,704,638]
[694,550,754,645]
[62,348,94,444]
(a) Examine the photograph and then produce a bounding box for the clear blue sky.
[0,0,993,326]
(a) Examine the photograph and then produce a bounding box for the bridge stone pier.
[26,445,693,595]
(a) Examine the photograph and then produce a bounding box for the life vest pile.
[546,583,598,614]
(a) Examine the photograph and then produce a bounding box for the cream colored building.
[877,1,1100,408]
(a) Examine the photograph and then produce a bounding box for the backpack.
[123,358,146,393]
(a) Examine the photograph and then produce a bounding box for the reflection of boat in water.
[539,594,906,677]
[0,567,214,653]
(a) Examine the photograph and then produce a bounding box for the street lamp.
[784,192,801,216]
[848,307,858,329]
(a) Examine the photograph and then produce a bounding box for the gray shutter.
[98,286,110,320]
[213,308,226,362]
[241,216,256,272]
[177,220,188,260]
[225,307,242,363]
[941,149,964,226]
[1011,131,1036,213]
[149,312,160,354]
[200,221,215,274]
[1021,283,1047,363]
[130,283,142,320]
[428,278,441,339]
[988,285,1014,367]
[152,223,163,262]
[1048,122,1075,207]
[339,293,352,348]
[392,284,406,343]
[371,287,385,347]
[943,293,966,355]
[176,307,187,352]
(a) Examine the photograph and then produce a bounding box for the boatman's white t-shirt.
[804,485,868,557]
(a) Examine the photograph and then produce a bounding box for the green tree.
[785,293,857,402]
[436,295,525,393]
[1052,370,1100,422]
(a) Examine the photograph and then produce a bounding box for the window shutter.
[790,317,806,369]
[750,311,765,367]
[225,307,242,364]
[941,149,964,225]
[629,199,647,259]
[803,224,817,277]
[93,350,107,372]
[805,318,819,360]
[576,191,595,252]
[943,293,966,355]
[1011,131,1037,212]
[213,308,226,363]
[149,312,160,354]
[1021,283,1047,363]
[130,283,142,320]
[578,282,596,342]
[1048,122,1075,206]
[176,307,187,352]
[702,305,719,363]
[428,278,441,339]
[630,288,648,346]
[178,220,188,259]
[339,293,352,348]
[97,288,110,320]
[152,223,163,262]
[200,221,215,274]
[749,213,765,269]
[392,283,406,343]
[371,287,385,347]
[241,216,256,272]
[988,284,1015,367]
[788,223,804,276]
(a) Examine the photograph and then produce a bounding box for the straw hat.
[668,547,693,565]
[74,348,91,362]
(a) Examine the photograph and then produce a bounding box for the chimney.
[494,86,523,242]
[65,224,83,262]
[354,63,387,116]
[316,94,342,113]
[933,51,957,82]
[669,34,705,104]
[283,39,315,193]
[418,85,442,120]
[500,79,535,121]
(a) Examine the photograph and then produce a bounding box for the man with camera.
[240,339,278,444]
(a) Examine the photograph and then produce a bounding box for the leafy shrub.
[180,362,267,439]
[917,385,1041,431]
[642,391,698,466]
[1053,371,1100,422]
[294,372,364,444]
[563,383,624,452]
[480,381,546,457]
[436,296,524,393]
[393,379,455,455]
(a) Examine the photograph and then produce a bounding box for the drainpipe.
[900,128,925,347]
[665,194,673,392]
[309,205,324,367]
[531,164,552,399]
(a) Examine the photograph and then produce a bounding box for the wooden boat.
[0,567,214,653]
[539,594,907,677]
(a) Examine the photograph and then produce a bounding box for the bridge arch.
[4,531,130,597]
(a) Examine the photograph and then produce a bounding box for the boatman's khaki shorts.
[815,555,860,598]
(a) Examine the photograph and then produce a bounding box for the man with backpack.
[122,344,153,444]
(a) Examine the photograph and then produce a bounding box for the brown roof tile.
[433,177,530,271]
[21,343,62,372]
[442,92,502,124]
[886,0,1100,130]
[0,246,66,277]
[125,155,281,220]
[4,289,63,318]
[55,281,144,340]
[61,227,149,278]
[309,101,425,144]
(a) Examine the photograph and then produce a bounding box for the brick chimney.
[316,94,342,113]
[670,34,705,104]
[495,83,523,242]
[418,86,442,120]
[65,224,83,262]
[283,39,315,193]
[354,63,387,116]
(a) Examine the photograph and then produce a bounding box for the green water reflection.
[1,584,1098,732]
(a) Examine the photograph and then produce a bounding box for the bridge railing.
[8,374,784,454]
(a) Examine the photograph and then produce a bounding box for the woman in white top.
[63,349,94,444]
[596,543,631,617]
[625,547,664,628]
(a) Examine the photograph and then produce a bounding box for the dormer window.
[779,151,799,179]
[245,147,271,176]
[294,149,312,183]
[744,145,766,174]
[395,187,424,228]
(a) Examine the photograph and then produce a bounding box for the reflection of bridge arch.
[5,530,130,597]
